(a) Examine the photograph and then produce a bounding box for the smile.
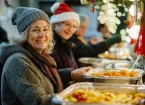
[36,40,45,43]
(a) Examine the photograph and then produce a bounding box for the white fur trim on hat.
[50,12,80,26]
[50,2,60,13]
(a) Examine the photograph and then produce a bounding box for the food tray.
[105,59,133,64]
[98,48,131,60]
[78,57,106,68]
[105,62,133,69]
[78,57,133,68]
[52,82,145,105]
[83,68,144,84]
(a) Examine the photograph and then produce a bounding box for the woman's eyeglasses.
[61,22,79,31]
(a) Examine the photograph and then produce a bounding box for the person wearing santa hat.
[0,6,91,105]
[50,2,80,69]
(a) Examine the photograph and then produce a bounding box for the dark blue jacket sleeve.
[57,68,74,88]
[71,34,121,61]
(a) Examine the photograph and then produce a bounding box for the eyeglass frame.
[60,21,79,31]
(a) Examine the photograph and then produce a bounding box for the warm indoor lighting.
[129,5,136,16]
[129,25,140,39]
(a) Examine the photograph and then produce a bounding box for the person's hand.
[71,67,92,81]
[90,37,98,45]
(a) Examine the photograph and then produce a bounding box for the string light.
[97,2,128,34]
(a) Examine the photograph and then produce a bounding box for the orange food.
[91,70,138,77]
[99,53,116,59]
[64,89,145,104]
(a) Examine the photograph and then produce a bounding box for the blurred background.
[0,0,144,45]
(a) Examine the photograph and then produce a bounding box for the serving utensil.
[131,56,141,69]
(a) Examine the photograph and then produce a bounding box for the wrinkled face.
[54,20,78,40]
[75,18,89,37]
[27,20,51,53]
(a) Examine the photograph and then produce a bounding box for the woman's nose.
[38,31,44,37]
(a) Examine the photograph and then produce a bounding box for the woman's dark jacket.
[70,34,122,62]
[51,31,78,69]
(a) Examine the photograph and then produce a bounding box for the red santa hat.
[50,2,80,26]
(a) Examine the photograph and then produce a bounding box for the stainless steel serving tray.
[52,82,145,105]
[105,59,133,64]
[83,68,144,84]
[78,57,103,64]
[78,57,106,68]
[78,57,133,68]
[106,62,133,69]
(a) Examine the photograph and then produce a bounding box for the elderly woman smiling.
[0,7,91,105]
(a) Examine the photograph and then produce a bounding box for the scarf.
[77,36,88,45]
[53,30,76,48]
[23,42,63,93]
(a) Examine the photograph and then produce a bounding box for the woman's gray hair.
[79,14,89,26]
[15,23,55,54]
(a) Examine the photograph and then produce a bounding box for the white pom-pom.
[50,2,60,13]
